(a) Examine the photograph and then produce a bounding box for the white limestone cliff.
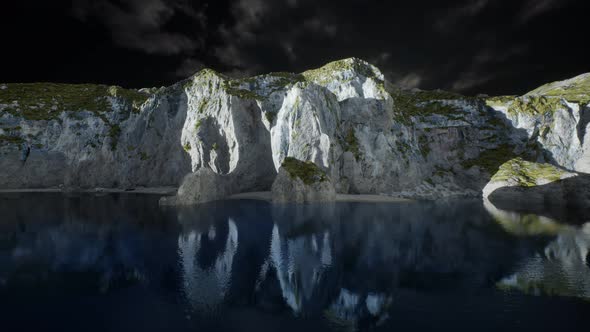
[1,58,589,202]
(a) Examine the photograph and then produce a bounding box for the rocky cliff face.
[1,58,589,199]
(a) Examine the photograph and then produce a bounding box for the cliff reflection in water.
[485,200,590,300]
[1,194,589,331]
[174,200,542,328]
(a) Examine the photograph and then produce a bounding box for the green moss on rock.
[281,157,328,185]
[507,96,565,116]
[341,127,361,160]
[108,124,121,150]
[485,95,517,108]
[194,119,203,130]
[265,111,277,124]
[0,83,149,121]
[461,144,518,174]
[302,58,380,85]
[388,88,472,121]
[491,157,566,186]
[0,134,24,144]
[526,73,590,104]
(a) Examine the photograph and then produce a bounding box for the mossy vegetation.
[485,95,517,108]
[267,72,306,89]
[281,157,328,185]
[183,142,192,152]
[197,99,209,113]
[0,83,151,150]
[491,157,566,186]
[302,58,379,85]
[418,134,431,157]
[0,83,149,120]
[265,111,277,124]
[507,96,565,116]
[107,86,150,113]
[194,119,203,131]
[461,144,518,174]
[388,87,472,122]
[341,127,361,160]
[526,73,590,104]
[0,134,24,144]
[108,124,121,150]
[222,80,265,100]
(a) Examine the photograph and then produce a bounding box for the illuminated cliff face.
[3,59,589,201]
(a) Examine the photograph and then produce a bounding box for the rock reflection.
[485,199,590,300]
[178,218,238,311]
[249,201,530,329]
[325,289,392,330]
[264,223,332,314]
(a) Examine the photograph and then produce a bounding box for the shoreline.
[0,189,413,203]
[0,187,178,195]
[228,191,413,203]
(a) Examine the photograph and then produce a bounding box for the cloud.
[451,73,496,91]
[395,73,423,89]
[450,45,528,92]
[72,0,204,55]
[519,0,567,23]
[174,58,206,78]
[211,0,344,76]
[435,0,490,32]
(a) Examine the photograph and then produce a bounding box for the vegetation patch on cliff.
[388,88,474,122]
[507,96,565,116]
[491,157,567,186]
[222,80,265,101]
[526,73,590,104]
[0,134,24,144]
[341,127,361,160]
[0,83,149,120]
[302,58,381,85]
[281,157,328,185]
[461,144,518,175]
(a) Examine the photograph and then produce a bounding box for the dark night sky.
[1,0,589,95]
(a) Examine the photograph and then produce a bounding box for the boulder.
[271,157,336,203]
[160,168,236,206]
[483,158,590,223]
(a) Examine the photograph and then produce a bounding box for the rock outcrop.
[1,58,589,203]
[483,158,590,223]
[271,157,336,203]
[160,168,235,206]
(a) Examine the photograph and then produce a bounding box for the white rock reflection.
[486,200,590,299]
[178,219,238,311]
[264,224,333,314]
[325,289,392,329]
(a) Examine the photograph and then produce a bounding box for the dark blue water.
[0,193,588,332]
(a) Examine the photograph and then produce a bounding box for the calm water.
[0,194,588,332]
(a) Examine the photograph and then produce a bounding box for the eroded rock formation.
[1,58,589,203]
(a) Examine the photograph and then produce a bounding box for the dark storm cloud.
[434,0,489,32]
[72,0,205,55]
[519,0,569,23]
[203,0,538,93]
[2,0,588,94]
